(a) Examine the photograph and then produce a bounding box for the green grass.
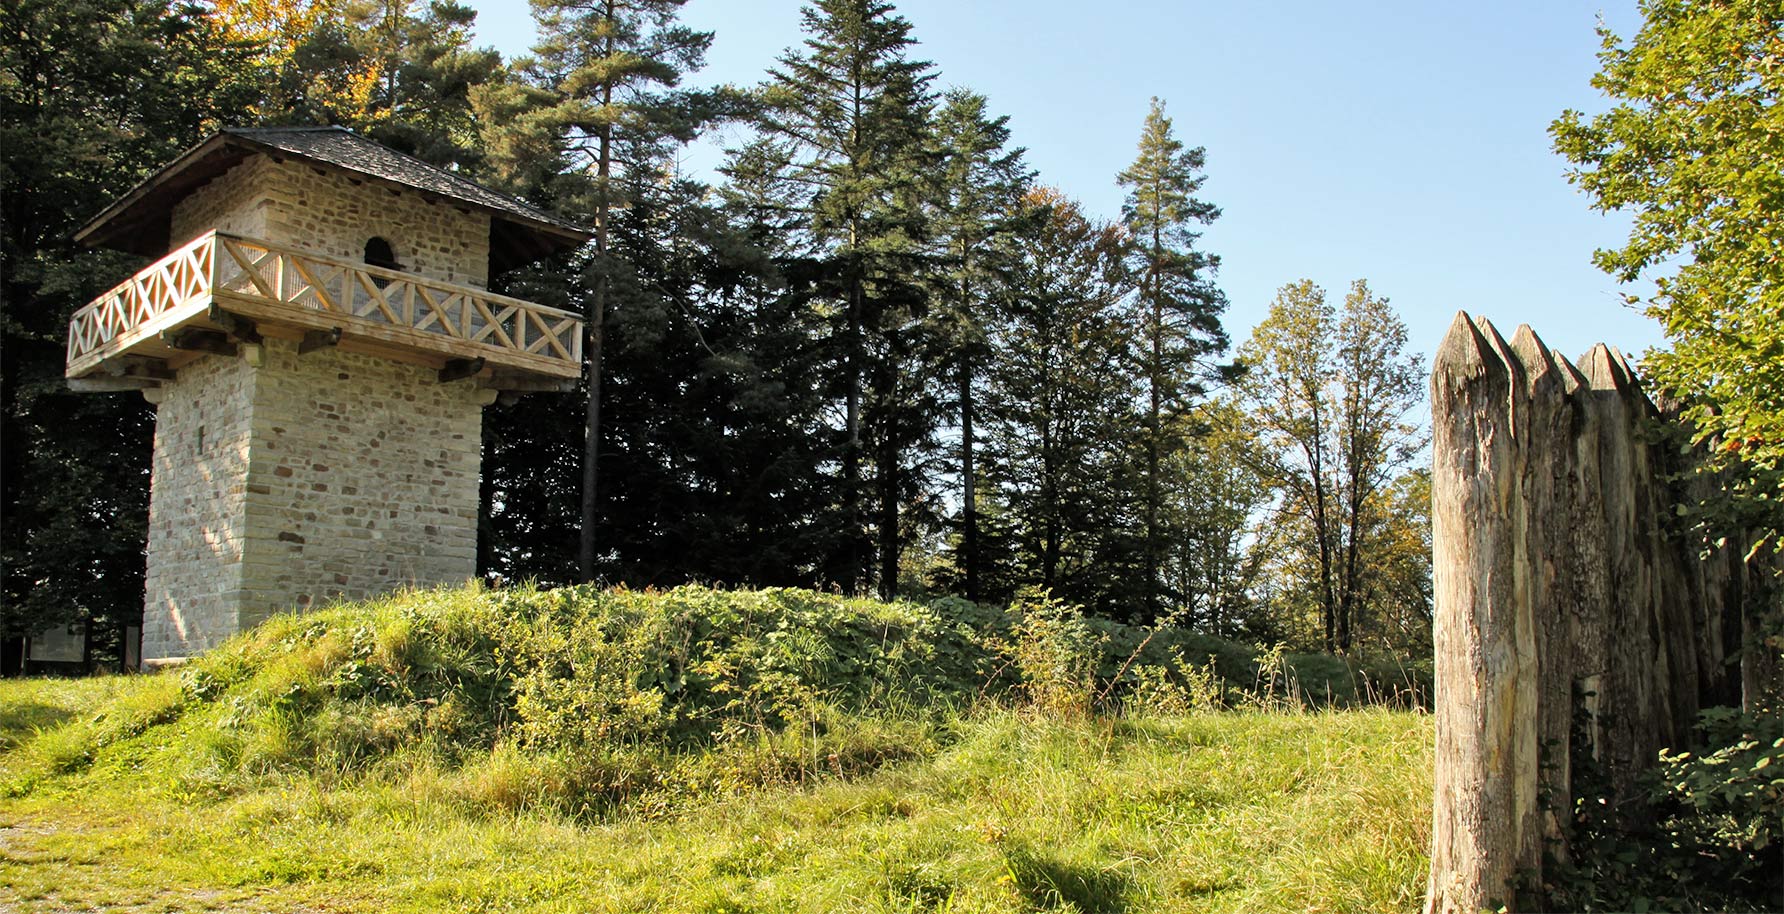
[0,676,135,752]
[0,705,1430,913]
[0,585,1433,912]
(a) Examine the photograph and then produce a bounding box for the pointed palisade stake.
[1426,312,1535,914]
[1579,343,1663,796]
[1428,317,1784,914]
[1508,324,1575,867]
[1553,349,1613,773]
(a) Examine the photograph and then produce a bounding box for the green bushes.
[496,585,990,751]
[1548,706,1784,913]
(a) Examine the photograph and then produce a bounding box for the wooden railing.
[67,231,584,379]
[67,232,216,374]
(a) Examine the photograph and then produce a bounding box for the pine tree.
[930,88,1032,602]
[354,0,502,168]
[1116,97,1228,621]
[521,0,726,582]
[593,137,840,587]
[750,0,938,597]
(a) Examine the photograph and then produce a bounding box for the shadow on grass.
[0,702,83,753]
[1004,842,1132,913]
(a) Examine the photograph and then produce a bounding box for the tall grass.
[0,584,1433,912]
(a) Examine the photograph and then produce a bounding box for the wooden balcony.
[66,231,584,383]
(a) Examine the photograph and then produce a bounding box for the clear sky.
[461,0,1659,369]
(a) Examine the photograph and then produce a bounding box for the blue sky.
[462,0,1658,369]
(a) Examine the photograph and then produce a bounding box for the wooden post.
[1429,315,1784,913]
[1579,344,1665,795]
[1427,312,1536,914]
[1508,325,1574,861]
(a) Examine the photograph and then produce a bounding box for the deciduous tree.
[1237,279,1423,653]
[1552,0,1784,556]
[1166,398,1273,639]
[0,0,262,661]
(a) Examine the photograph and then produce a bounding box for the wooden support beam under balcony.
[66,231,585,383]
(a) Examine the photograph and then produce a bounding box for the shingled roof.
[76,126,591,273]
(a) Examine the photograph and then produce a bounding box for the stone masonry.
[142,338,488,660]
[170,155,492,288]
[140,351,255,657]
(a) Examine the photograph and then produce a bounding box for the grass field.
[0,587,1433,913]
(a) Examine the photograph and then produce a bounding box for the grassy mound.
[0,584,1437,912]
[6,584,1003,814]
[2,583,1427,816]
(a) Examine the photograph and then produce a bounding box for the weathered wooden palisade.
[1424,312,1778,914]
[65,127,590,664]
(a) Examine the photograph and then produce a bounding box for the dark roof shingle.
[76,126,590,272]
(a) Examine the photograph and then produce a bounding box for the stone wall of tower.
[235,338,486,628]
[167,157,275,241]
[141,338,489,663]
[169,154,492,288]
[141,351,257,661]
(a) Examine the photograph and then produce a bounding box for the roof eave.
[76,129,593,259]
[73,132,239,249]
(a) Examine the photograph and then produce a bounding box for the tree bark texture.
[1425,312,1779,914]
[960,354,979,602]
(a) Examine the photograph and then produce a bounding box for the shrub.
[1002,589,1103,718]
[1548,706,1784,912]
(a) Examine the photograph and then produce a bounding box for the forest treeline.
[0,0,1431,661]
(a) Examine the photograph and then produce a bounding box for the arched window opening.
[364,237,401,272]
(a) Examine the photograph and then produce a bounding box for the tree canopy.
[1552,0,1784,555]
[3,0,1436,667]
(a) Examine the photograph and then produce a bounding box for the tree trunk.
[877,381,900,601]
[1144,259,1162,622]
[1042,419,1058,588]
[961,352,978,602]
[577,82,614,583]
[1509,325,1577,869]
[1303,414,1336,654]
[844,252,863,593]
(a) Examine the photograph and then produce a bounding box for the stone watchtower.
[65,127,590,664]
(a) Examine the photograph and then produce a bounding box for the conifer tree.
[749,0,938,597]
[931,89,1032,602]
[353,0,502,168]
[595,153,839,587]
[521,0,726,582]
[1116,97,1229,621]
